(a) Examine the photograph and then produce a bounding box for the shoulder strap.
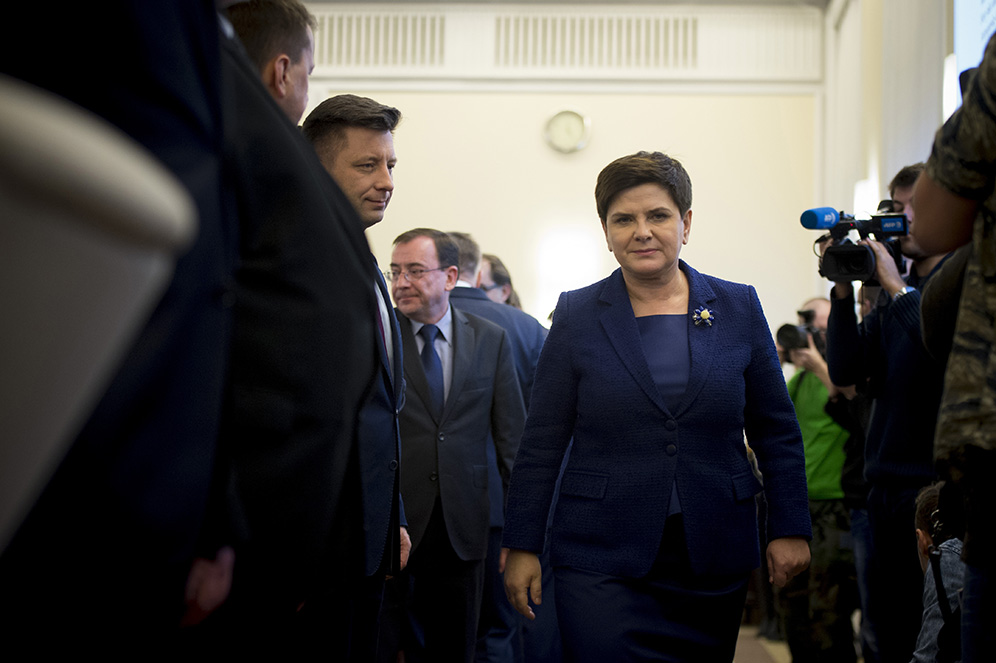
[929,547,953,622]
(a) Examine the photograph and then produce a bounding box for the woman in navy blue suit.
[501,152,812,661]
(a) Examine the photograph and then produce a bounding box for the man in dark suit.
[389,228,526,663]
[300,94,410,658]
[216,0,380,640]
[447,232,555,663]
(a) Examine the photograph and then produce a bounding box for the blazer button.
[438,433,445,441]
[389,460,398,470]
[430,472,438,481]
[665,419,677,431]
[666,444,678,456]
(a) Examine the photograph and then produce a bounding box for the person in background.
[448,231,555,663]
[778,297,860,663]
[481,253,524,309]
[825,163,950,663]
[502,151,811,662]
[389,228,526,663]
[910,482,966,663]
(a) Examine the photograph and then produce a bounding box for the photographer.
[823,163,951,663]
[777,298,860,663]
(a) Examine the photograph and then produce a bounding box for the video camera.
[800,200,908,283]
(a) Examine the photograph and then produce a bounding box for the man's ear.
[474,269,483,288]
[265,54,292,99]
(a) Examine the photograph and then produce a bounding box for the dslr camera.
[800,200,908,283]
[776,309,825,363]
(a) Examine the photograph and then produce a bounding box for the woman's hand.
[766,536,810,587]
[500,547,542,620]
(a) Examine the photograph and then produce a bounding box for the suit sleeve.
[491,330,526,494]
[503,292,578,553]
[742,286,812,542]
[827,287,880,389]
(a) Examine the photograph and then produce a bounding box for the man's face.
[320,127,396,228]
[282,26,315,124]
[390,236,457,324]
[800,299,830,331]
[479,258,508,304]
[893,184,928,260]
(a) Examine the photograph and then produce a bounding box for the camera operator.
[776,298,860,663]
[823,163,951,663]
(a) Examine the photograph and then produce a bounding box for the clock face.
[545,110,590,153]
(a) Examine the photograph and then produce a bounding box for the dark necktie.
[419,324,444,419]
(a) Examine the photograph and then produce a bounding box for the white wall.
[304,0,956,330]
[309,86,822,330]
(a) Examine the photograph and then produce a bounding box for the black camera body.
[801,203,908,284]
[776,309,825,362]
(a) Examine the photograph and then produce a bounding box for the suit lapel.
[599,270,670,416]
[672,262,718,417]
[442,307,475,424]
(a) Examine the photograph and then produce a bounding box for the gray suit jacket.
[397,305,525,561]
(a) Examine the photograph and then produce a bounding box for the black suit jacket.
[397,306,526,561]
[355,265,406,576]
[218,31,378,613]
[448,286,548,527]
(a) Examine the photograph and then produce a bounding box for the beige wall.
[307,86,826,330]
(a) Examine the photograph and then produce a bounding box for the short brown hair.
[394,228,459,270]
[228,0,317,74]
[888,162,925,198]
[302,94,402,157]
[595,151,692,223]
[448,232,482,280]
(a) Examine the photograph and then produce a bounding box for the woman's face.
[602,183,691,282]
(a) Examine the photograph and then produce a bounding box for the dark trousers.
[402,502,486,663]
[476,526,524,663]
[554,515,748,663]
[296,573,386,661]
[866,484,925,663]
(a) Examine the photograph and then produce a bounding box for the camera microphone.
[800,207,840,230]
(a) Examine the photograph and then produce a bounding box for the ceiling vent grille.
[494,15,697,70]
[314,12,446,67]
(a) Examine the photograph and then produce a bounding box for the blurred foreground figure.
[912,31,996,663]
[0,0,237,647]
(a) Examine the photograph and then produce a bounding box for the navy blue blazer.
[503,262,811,578]
[449,286,548,527]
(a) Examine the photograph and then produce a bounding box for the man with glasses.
[388,228,526,663]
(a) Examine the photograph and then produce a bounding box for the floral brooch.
[693,306,715,327]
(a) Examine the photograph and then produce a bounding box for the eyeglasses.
[385,267,447,283]
[480,283,502,292]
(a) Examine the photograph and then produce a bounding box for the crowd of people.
[1,1,993,661]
